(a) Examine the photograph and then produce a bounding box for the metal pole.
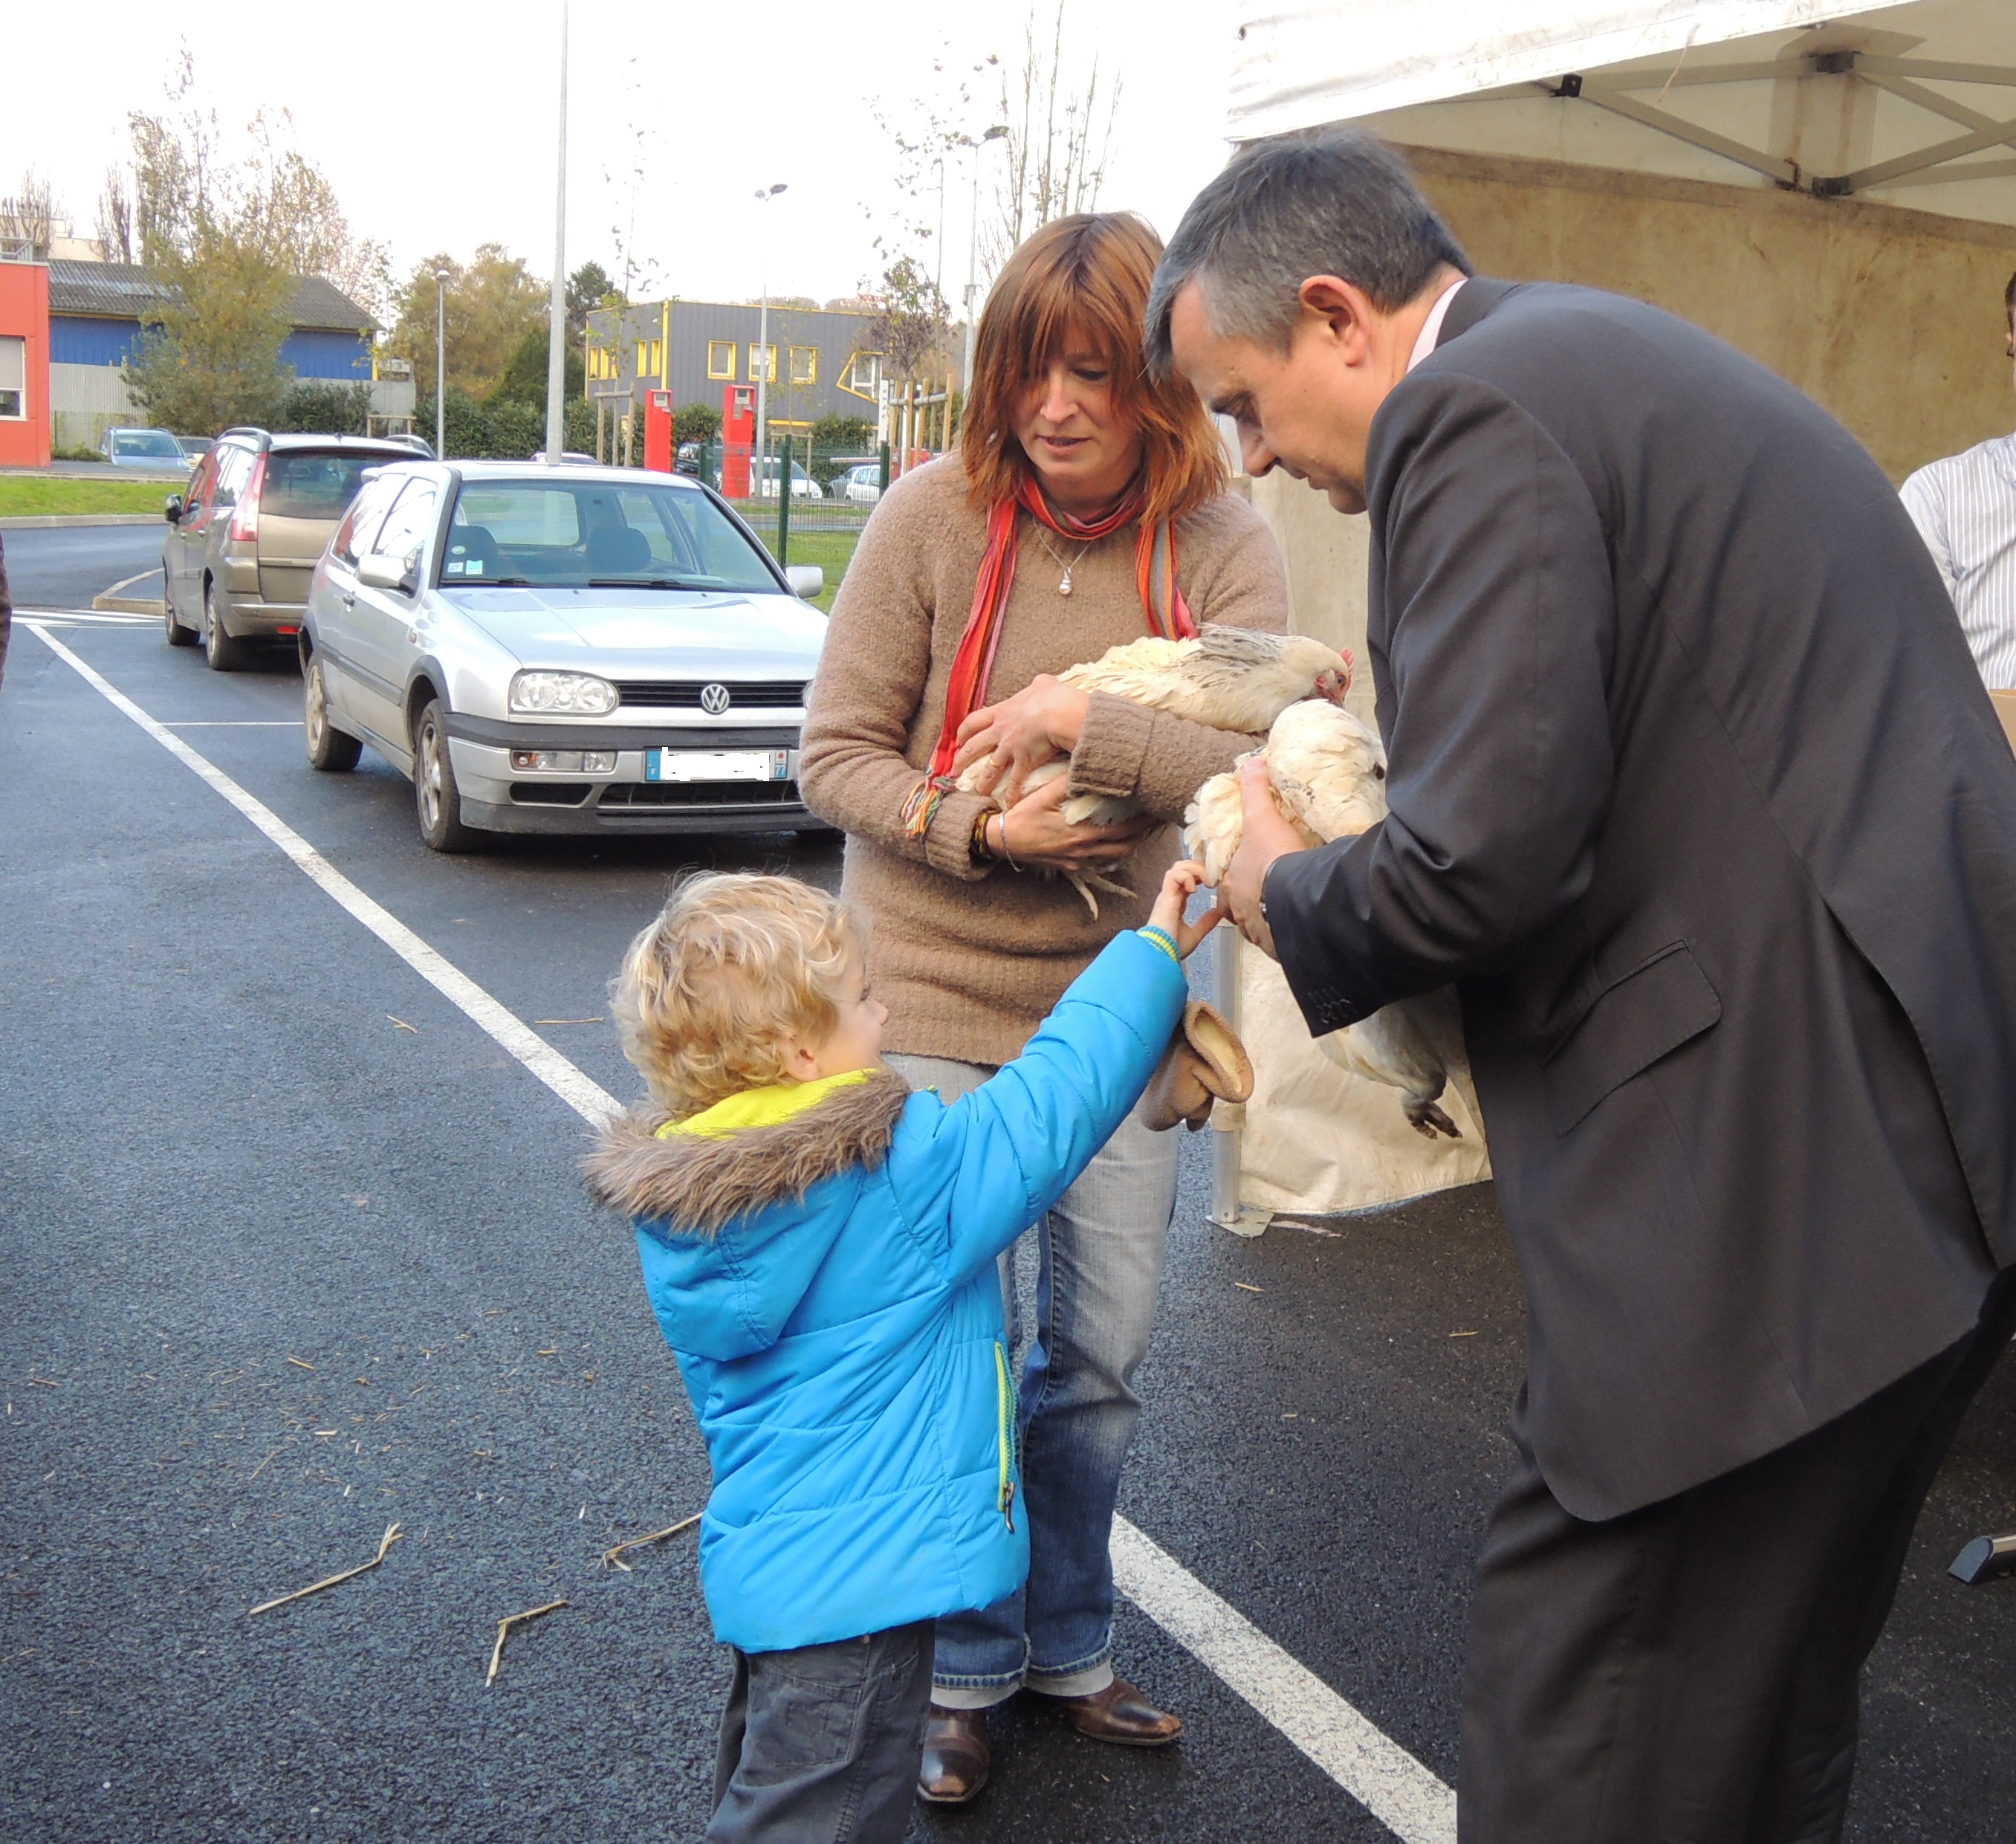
[434,270,448,458]
[962,127,1007,412]
[777,436,791,566]
[752,184,785,501]
[544,0,570,464]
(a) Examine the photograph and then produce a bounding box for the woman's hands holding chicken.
[956,676,1150,873]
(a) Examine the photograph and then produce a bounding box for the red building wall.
[0,262,51,469]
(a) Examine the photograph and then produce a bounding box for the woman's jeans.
[885,1052,1181,1708]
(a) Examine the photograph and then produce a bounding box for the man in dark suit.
[1147,130,2016,1841]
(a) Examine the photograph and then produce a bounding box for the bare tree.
[96,166,134,264]
[0,169,59,260]
[985,4,1121,274]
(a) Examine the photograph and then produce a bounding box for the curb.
[92,595,168,615]
[0,514,167,529]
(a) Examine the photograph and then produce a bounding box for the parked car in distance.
[704,455,823,501]
[840,463,883,505]
[298,460,830,851]
[101,427,188,469]
[675,440,703,476]
[175,434,215,460]
[161,428,421,671]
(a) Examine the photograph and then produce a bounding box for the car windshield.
[442,479,780,592]
[111,430,184,459]
[264,452,384,520]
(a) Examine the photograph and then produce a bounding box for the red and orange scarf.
[901,476,1196,840]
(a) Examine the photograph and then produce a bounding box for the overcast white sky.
[5,1,1242,314]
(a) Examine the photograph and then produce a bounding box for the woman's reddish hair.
[961,212,1225,527]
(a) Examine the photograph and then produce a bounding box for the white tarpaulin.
[1231,1,1896,137]
[1228,0,2016,230]
[1235,950,1491,1217]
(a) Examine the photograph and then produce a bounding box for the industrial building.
[0,242,379,460]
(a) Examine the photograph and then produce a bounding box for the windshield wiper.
[584,576,722,591]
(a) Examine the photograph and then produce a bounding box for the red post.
[644,389,673,472]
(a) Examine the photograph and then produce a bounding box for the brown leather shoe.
[1052,1675,1184,1747]
[917,1704,991,1805]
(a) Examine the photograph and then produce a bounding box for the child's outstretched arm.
[890,862,1227,1282]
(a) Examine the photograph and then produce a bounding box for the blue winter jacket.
[583,930,1186,1653]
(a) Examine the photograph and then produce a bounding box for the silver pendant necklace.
[1034,527,1095,597]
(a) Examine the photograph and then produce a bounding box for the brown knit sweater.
[800,456,1291,1065]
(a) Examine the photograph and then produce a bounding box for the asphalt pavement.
[4,523,2016,1843]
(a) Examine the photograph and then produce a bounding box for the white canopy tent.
[1210,0,2016,1229]
[1229,0,2016,223]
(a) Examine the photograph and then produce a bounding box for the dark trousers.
[1460,1272,2016,1844]
[707,1620,935,1844]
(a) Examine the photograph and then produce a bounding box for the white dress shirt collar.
[1407,276,1468,374]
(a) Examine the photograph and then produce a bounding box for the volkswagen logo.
[699,683,732,715]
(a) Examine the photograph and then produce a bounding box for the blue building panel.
[282,329,372,380]
[50,315,142,366]
[49,316,369,380]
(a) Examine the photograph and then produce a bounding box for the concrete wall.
[1248,145,2016,683]
[1405,145,2016,486]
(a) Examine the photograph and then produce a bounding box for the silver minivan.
[162,429,416,670]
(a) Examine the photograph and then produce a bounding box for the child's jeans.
[706,1620,935,1843]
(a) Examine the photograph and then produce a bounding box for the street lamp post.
[753,183,787,500]
[434,269,449,459]
[544,0,571,465]
[962,127,1009,413]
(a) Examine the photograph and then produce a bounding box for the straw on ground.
[248,1523,401,1616]
[602,1513,700,1572]
[487,1599,568,1685]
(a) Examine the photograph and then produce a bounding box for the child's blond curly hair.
[612,873,863,1118]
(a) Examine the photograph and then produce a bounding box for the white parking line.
[24,616,1459,1843]
[24,622,619,1128]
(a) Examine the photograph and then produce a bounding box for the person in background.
[1901,273,2016,688]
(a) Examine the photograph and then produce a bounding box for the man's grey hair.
[1145,130,1470,375]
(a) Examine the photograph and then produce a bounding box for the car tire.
[163,560,196,647]
[413,698,474,853]
[203,580,250,672]
[304,656,362,773]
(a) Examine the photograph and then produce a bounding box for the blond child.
[585,861,1220,1843]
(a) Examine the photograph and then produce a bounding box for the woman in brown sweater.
[798,212,1290,1805]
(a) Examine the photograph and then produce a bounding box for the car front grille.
[598,781,803,809]
[611,679,808,711]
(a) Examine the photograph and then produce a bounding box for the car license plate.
[646,748,791,783]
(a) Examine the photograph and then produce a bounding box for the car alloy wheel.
[303,657,361,772]
[204,580,248,672]
[163,565,195,647]
[412,698,473,853]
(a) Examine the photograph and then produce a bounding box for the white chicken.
[1184,699,1472,1139]
[957,625,1352,916]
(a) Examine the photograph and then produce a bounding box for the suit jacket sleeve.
[1265,372,1618,1034]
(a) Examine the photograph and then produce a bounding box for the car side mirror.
[358,551,418,595]
[785,565,823,601]
[163,495,183,523]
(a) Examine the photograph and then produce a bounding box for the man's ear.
[1296,275,1375,363]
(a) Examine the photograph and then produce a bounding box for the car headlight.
[509,670,618,716]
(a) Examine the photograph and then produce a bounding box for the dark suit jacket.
[1266,279,2016,1519]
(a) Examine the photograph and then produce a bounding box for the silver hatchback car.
[298,460,830,851]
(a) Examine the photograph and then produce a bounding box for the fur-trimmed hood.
[583,1067,913,1238]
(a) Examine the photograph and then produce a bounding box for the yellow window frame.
[707,340,736,380]
[788,345,817,385]
[748,343,777,384]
